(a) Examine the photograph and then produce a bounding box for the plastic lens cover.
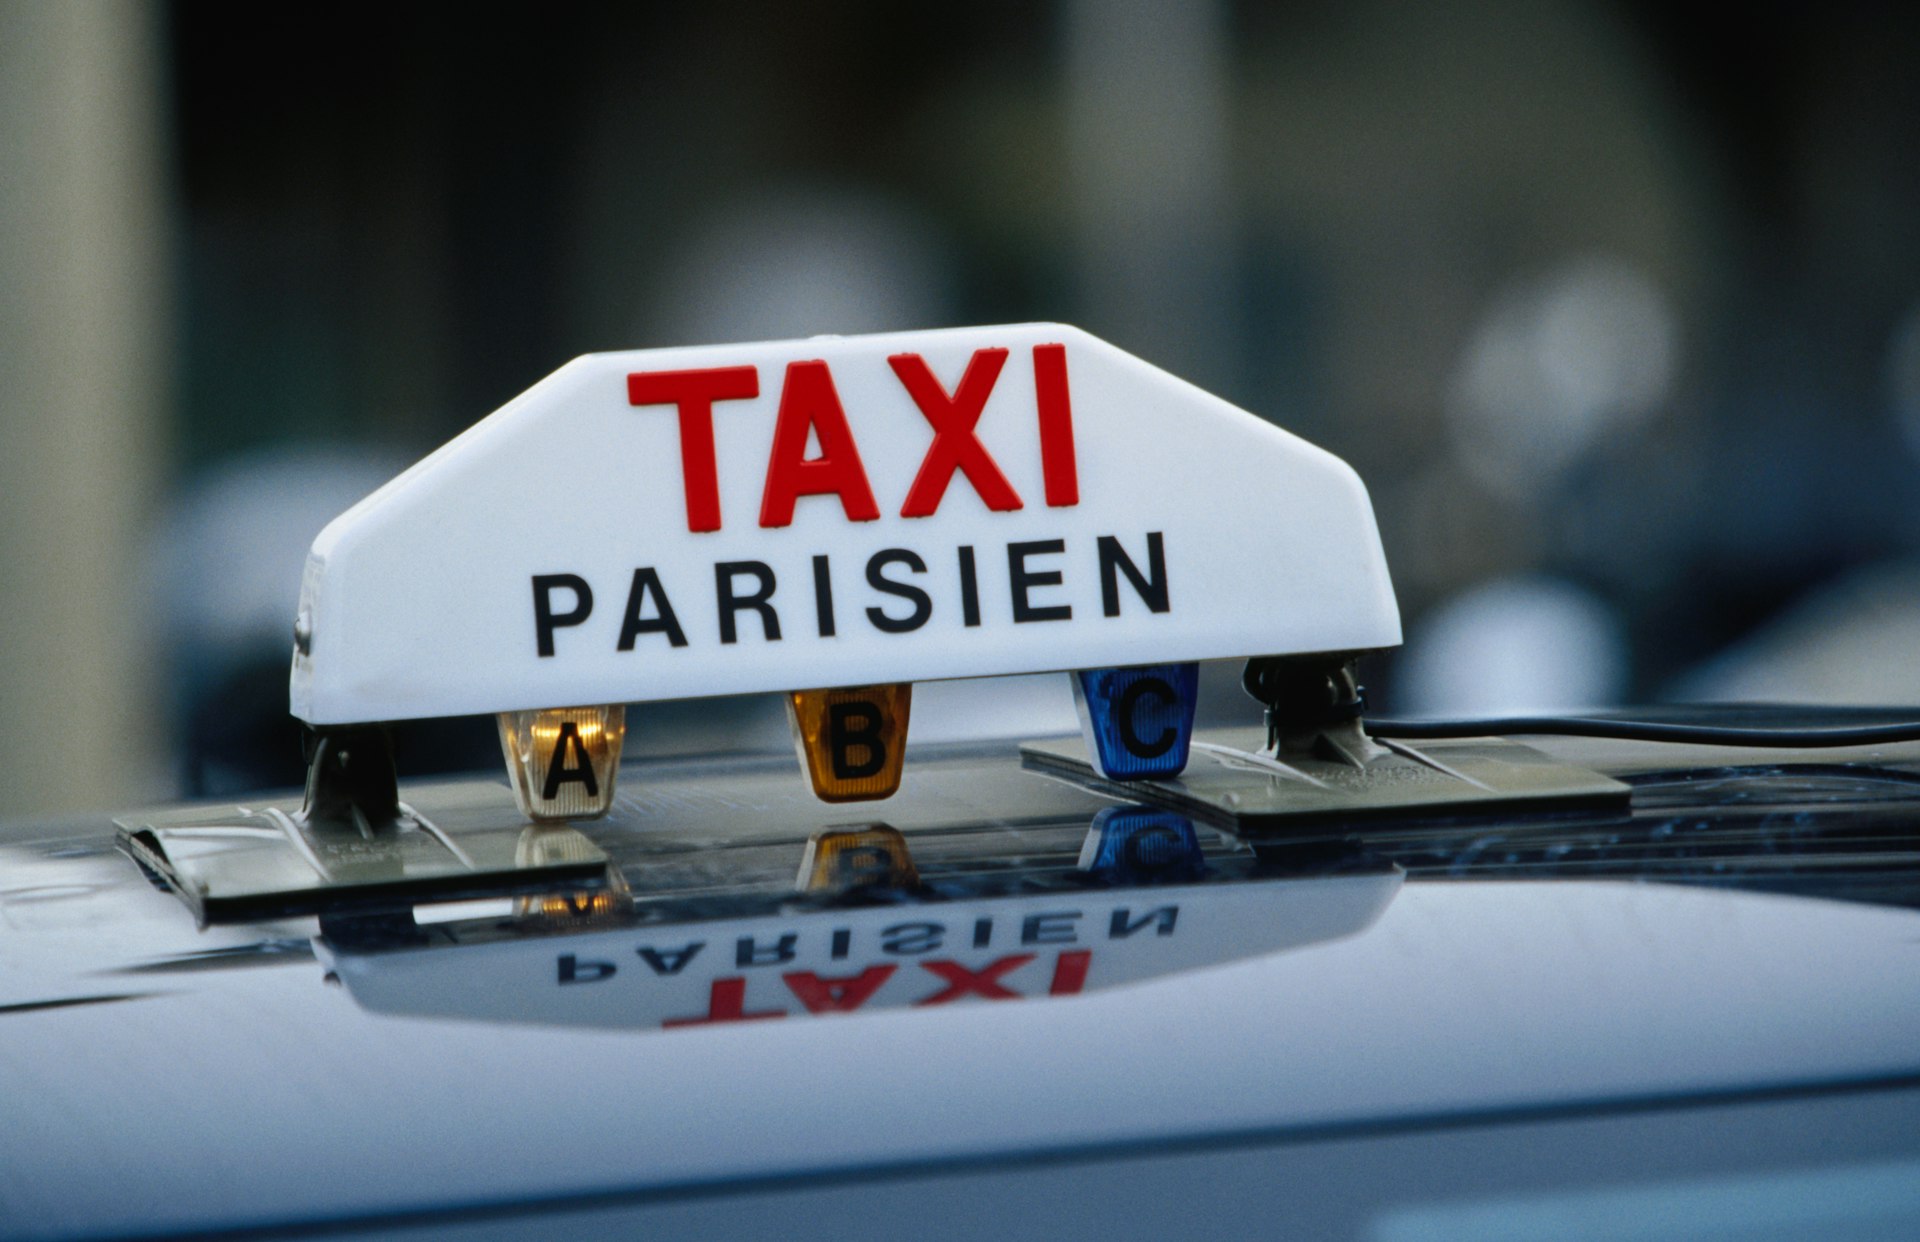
[1072,662,1199,779]
[497,705,626,822]
[787,684,912,802]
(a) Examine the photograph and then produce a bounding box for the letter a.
[783,966,898,1013]
[759,361,881,527]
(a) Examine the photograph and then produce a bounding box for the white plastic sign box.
[290,323,1399,725]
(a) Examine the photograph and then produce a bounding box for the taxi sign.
[289,324,1399,726]
[321,867,1405,1032]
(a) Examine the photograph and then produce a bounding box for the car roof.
[4,726,1920,1238]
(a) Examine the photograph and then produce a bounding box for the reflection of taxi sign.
[289,324,1399,816]
[1079,805,1206,884]
[796,825,919,893]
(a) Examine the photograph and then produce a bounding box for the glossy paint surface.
[4,736,1920,1239]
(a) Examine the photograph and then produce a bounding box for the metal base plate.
[115,781,610,926]
[1021,726,1630,833]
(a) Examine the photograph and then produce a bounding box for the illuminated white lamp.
[496,705,626,822]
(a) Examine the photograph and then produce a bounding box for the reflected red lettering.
[1048,949,1091,995]
[782,965,898,1013]
[662,978,786,1027]
[913,954,1034,1005]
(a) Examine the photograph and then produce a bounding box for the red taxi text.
[627,344,1079,533]
[554,904,1177,1025]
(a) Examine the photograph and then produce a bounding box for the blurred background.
[5,0,1920,817]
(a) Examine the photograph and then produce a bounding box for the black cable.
[1366,716,1920,748]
